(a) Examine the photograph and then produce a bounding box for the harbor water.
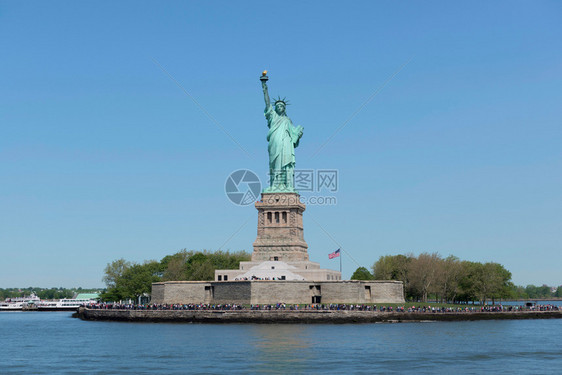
[1,311,561,374]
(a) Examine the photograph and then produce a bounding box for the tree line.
[101,249,250,302]
[0,287,101,300]
[98,249,559,304]
[350,253,562,304]
[512,284,562,300]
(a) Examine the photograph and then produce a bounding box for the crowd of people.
[234,276,295,281]
[84,302,561,313]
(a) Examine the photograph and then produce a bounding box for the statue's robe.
[265,105,301,186]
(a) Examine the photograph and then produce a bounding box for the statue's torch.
[260,70,269,83]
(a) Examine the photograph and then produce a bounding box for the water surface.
[1,312,561,374]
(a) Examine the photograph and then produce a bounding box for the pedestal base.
[252,192,309,262]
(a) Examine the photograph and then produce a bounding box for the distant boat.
[0,294,41,311]
[36,297,97,311]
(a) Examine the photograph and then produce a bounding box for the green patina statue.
[260,71,304,192]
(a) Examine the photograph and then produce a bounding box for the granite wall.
[77,308,562,324]
[151,280,405,305]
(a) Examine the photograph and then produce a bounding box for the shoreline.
[74,308,562,324]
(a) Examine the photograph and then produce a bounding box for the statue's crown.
[274,96,290,106]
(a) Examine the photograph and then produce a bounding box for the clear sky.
[1,1,560,288]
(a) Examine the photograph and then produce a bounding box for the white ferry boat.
[0,294,41,311]
[37,297,97,311]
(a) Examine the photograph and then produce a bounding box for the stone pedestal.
[215,191,341,281]
[252,192,309,262]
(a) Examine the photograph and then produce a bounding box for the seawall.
[75,308,562,324]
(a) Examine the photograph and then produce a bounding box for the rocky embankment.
[75,308,562,324]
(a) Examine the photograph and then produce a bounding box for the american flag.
[328,248,341,259]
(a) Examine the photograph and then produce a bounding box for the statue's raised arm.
[260,71,270,108]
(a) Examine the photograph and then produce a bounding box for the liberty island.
[148,72,404,306]
[75,73,562,323]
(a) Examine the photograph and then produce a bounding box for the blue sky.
[1,1,560,288]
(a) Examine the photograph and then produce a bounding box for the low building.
[215,260,341,282]
[151,279,404,305]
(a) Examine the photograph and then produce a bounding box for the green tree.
[538,284,552,298]
[407,252,441,302]
[486,263,513,303]
[458,262,513,304]
[183,250,251,281]
[525,284,552,299]
[102,258,131,289]
[36,288,73,300]
[208,250,251,270]
[102,260,161,301]
[436,255,465,303]
[351,267,373,280]
[161,250,190,281]
[456,261,480,303]
[372,255,410,283]
[511,285,528,299]
[120,261,162,300]
[185,252,213,280]
[100,249,251,301]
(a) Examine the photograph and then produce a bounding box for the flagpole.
[339,250,342,274]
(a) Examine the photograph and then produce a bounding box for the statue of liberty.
[260,71,304,192]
